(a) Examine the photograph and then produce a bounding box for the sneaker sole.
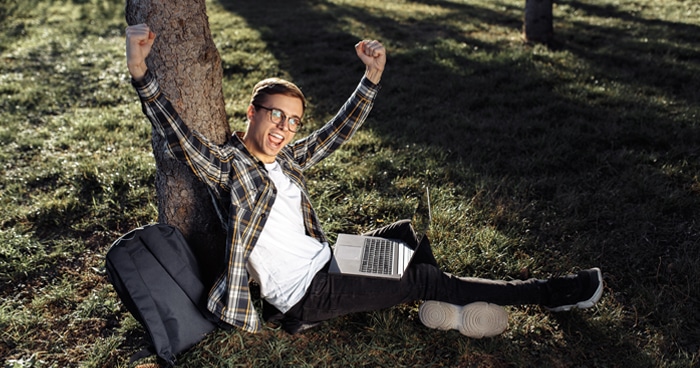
[546,267,604,312]
[419,301,508,338]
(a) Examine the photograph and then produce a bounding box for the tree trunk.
[523,0,553,45]
[125,0,229,286]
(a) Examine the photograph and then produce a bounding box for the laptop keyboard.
[360,238,394,274]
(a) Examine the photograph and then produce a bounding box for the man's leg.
[283,259,544,335]
[285,265,601,335]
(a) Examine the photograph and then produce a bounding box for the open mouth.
[268,132,284,147]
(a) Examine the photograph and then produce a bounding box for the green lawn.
[1,0,699,367]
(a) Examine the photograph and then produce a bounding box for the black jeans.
[284,220,544,324]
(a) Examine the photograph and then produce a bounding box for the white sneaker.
[419,301,508,338]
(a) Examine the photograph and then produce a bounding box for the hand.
[125,24,156,81]
[355,40,386,84]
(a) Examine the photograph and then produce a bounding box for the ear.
[246,104,256,122]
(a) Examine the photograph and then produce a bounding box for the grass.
[1,0,699,366]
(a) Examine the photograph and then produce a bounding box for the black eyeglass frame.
[252,103,304,133]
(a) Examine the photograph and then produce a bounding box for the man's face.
[243,94,304,164]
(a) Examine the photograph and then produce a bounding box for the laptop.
[329,188,431,279]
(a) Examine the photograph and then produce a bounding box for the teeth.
[270,133,283,140]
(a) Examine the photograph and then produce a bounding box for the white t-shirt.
[246,161,331,313]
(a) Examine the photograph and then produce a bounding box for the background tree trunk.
[125,0,229,286]
[523,0,553,45]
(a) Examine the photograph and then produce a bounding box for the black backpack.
[105,223,218,366]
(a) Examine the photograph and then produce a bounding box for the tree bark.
[125,0,229,285]
[523,0,553,45]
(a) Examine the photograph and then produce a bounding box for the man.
[125,24,603,338]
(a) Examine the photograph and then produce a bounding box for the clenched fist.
[125,24,156,81]
[355,40,386,84]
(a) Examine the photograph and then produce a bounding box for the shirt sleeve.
[290,76,380,169]
[131,70,232,196]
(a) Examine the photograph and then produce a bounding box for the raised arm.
[125,24,233,201]
[289,40,385,168]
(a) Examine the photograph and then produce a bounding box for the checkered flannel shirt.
[133,70,379,332]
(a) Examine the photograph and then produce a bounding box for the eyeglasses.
[252,104,304,133]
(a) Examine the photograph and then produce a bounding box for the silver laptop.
[329,188,431,279]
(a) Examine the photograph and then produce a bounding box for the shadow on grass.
[214,0,699,365]
[561,1,700,88]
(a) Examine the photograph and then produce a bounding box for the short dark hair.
[250,78,306,113]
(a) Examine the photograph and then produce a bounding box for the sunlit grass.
[1,0,699,366]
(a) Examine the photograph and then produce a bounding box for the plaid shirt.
[133,71,379,332]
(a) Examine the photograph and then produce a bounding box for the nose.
[276,117,293,132]
[276,118,289,131]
